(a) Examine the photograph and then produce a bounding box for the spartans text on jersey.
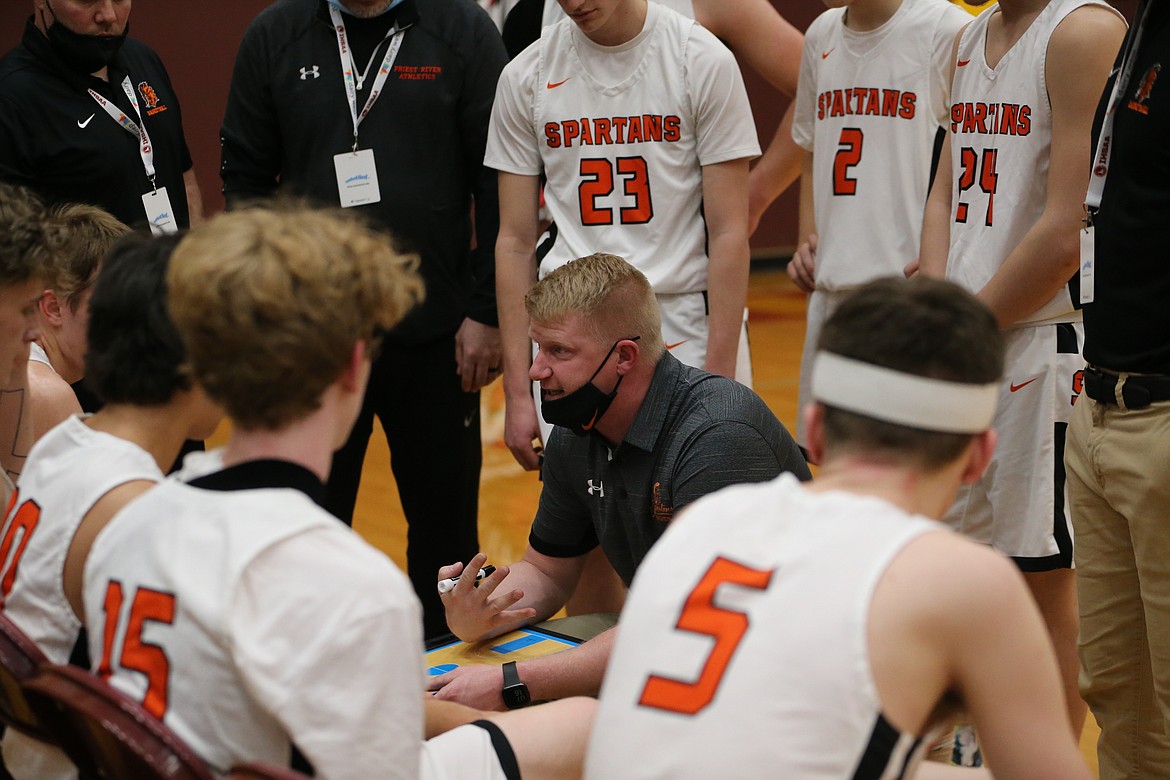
[950,102,1032,136]
[544,115,682,148]
[817,89,917,120]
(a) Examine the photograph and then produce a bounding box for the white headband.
[811,352,998,434]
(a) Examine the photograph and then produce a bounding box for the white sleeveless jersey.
[28,341,52,369]
[586,474,944,779]
[83,476,425,778]
[486,2,759,293]
[0,416,161,663]
[0,416,160,780]
[946,0,1118,324]
[793,0,969,289]
[542,0,695,27]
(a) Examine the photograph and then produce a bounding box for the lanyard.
[87,76,157,188]
[329,6,407,151]
[1086,0,1151,218]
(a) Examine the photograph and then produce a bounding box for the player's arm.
[182,168,204,227]
[496,171,543,470]
[748,107,803,235]
[974,7,1125,327]
[701,157,751,379]
[945,551,1092,779]
[429,626,617,710]
[788,150,817,292]
[423,697,486,739]
[439,547,586,643]
[918,25,966,280]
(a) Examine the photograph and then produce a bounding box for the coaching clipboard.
[425,625,583,677]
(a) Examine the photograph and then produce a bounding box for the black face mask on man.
[44,0,128,74]
[540,336,639,436]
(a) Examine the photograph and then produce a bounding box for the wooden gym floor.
[210,267,1101,774]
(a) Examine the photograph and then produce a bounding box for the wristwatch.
[501,661,531,709]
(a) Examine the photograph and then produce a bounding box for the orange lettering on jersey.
[627,116,644,144]
[544,122,562,148]
[864,88,881,116]
[881,89,900,117]
[594,117,613,144]
[563,120,581,146]
[663,115,681,142]
[813,89,917,122]
[545,115,686,148]
[898,92,916,119]
[579,117,594,146]
[643,114,662,142]
[951,102,1031,136]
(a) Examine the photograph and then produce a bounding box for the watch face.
[504,684,531,709]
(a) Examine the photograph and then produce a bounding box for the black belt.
[1083,366,1170,409]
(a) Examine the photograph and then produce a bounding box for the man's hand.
[439,553,537,642]
[455,318,502,392]
[787,234,817,293]
[428,664,509,711]
[504,392,543,471]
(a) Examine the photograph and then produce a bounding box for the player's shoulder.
[1050,0,1127,48]
[804,5,846,46]
[891,527,1027,617]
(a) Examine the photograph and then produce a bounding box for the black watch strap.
[501,661,531,709]
[502,660,521,688]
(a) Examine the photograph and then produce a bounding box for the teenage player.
[585,277,1091,780]
[489,0,761,472]
[918,0,1125,737]
[0,184,52,497]
[82,206,593,780]
[788,0,969,450]
[27,204,129,441]
[0,233,222,780]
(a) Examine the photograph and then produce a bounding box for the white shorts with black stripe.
[421,720,520,780]
[943,321,1083,570]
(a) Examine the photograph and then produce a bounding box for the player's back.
[82,465,425,778]
[585,473,944,779]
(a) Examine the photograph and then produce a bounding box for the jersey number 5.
[97,581,177,720]
[579,157,654,226]
[0,492,41,603]
[639,556,774,716]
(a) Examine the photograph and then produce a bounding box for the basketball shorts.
[796,289,850,447]
[943,321,1083,570]
[534,292,752,443]
[422,720,520,780]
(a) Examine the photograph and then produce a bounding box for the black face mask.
[44,1,128,74]
[540,337,638,436]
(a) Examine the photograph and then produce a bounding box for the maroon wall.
[0,0,1135,255]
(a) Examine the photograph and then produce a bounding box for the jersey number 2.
[579,157,654,226]
[833,128,864,196]
[97,581,177,720]
[639,556,773,716]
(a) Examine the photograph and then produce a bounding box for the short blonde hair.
[524,253,663,361]
[168,205,424,430]
[44,203,130,309]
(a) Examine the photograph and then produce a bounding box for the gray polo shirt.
[530,353,810,585]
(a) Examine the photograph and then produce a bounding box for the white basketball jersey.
[0,416,160,780]
[793,0,969,289]
[83,477,424,777]
[486,2,759,293]
[586,474,944,779]
[0,416,161,663]
[946,0,1117,324]
[542,0,695,27]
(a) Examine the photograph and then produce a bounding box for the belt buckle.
[1085,367,1110,403]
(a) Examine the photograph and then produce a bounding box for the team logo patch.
[138,81,168,116]
[651,481,672,523]
[1128,64,1161,115]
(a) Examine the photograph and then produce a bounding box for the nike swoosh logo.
[77,114,95,129]
[957,59,972,67]
[581,410,600,431]
[464,411,477,427]
[546,77,571,89]
[1009,378,1039,392]
[664,340,689,350]
[821,48,835,59]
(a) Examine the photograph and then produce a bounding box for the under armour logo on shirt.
[587,480,604,497]
[300,66,320,80]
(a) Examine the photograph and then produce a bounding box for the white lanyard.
[87,76,158,187]
[329,6,407,151]
[1086,0,1151,218]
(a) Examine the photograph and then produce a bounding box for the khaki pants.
[1066,394,1170,779]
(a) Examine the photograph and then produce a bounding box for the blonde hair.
[168,205,424,430]
[44,203,130,309]
[524,253,663,361]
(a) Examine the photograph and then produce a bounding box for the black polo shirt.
[0,19,193,230]
[1085,0,1170,374]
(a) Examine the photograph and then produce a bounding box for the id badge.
[1079,226,1095,304]
[142,187,178,235]
[334,149,381,208]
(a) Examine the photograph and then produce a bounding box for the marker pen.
[437,565,496,594]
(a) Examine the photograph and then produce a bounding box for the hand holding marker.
[437,565,496,594]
